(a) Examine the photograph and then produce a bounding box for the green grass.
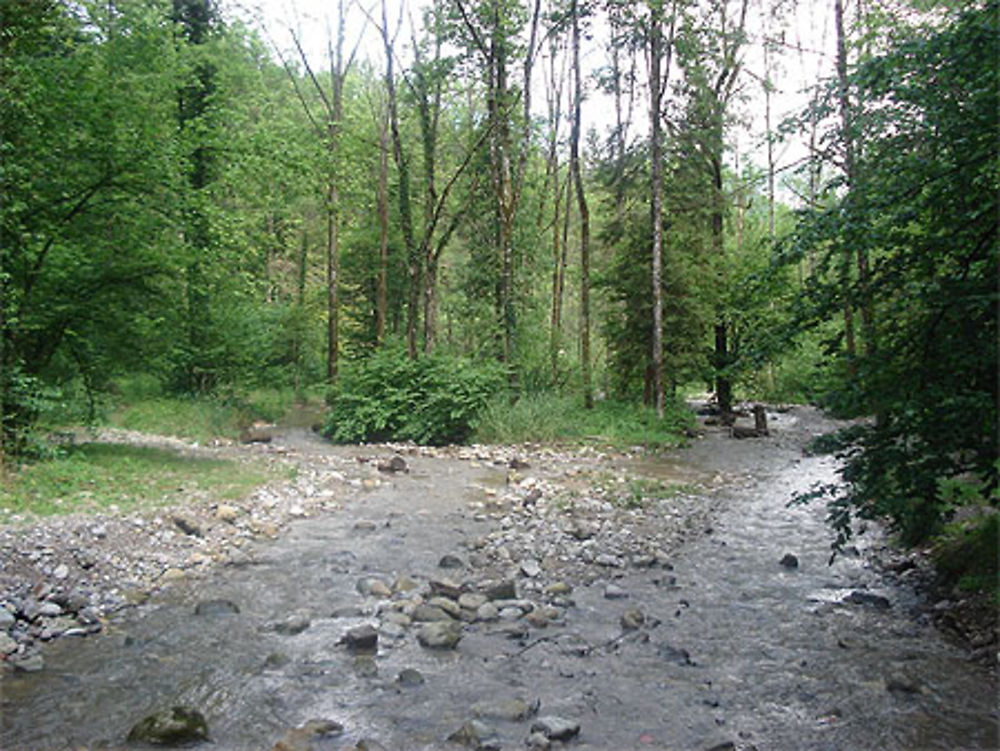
[473,393,694,449]
[0,443,279,522]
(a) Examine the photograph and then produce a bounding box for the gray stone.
[353,654,378,677]
[429,577,463,599]
[194,599,240,616]
[354,520,378,532]
[475,602,500,622]
[127,706,210,746]
[0,607,15,628]
[342,624,379,651]
[427,597,462,619]
[458,593,488,611]
[272,719,344,751]
[530,716,580,742]
[274,612,311,636]
[416,621,462,649]
[595,553,623,568]
[844,591,891,609]
[526,732,552,749]
[412,604,454,622]
[53,563,70,580]
[172,516,203,538]
[397,668,425,687]
[779,553,799,569]
[471,696,538,721]
[620,609,645,630]
[604,584,629,599]
[11,652,44,672]
[520,559,541,578]
[377,456,408,473]
[378,621,406,641]
[448,720,499,750]
[483,579,517,601]
[438,554,465,569]
[0,633,18,655]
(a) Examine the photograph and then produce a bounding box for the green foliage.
[474,392,693,448]
[933,509,999,599]
[0,442,278,522]
[787,1,999,547]
[324,348,506,445]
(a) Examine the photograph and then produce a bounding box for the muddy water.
[1,410,997,750]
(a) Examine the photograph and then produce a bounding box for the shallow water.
[1,412,996,750]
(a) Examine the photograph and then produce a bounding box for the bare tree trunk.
[648,3,667,419]
[570,0,593,409]
[376,109,389,345]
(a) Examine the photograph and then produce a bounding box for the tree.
[789,0,999,546]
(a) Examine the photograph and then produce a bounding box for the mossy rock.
[127,706,210,746]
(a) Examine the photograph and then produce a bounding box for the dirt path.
[1,408,997,750]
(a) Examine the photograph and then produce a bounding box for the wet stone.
[354,520,378,532]
[272,719,344,751]
[779,553,799,569]
[0,607,15,628]
[620,608,645,630]
[604,584,629,599]
[458,593,488,611]
[417,621,462,649]
[353,654,378,677]
[448,720,500,750]
[526,731,552,749]
[429,577,463,599]
[0,633,18,655]
[476,602,500,622]
[127,706,209,746]
[273,612,311,636]
[472,696,539,721]
[53,563,70,580]
[843,591,891,609]
[483,579,517,601]
[438,553,465,569]
[413,604,455,622]
[396,667,425,687]
[342,624,379,651]
[194,599,240,616]
[10,652,45,673]
[530,716,580,742]
[520,559,541,578]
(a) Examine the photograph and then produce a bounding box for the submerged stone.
[127,706,210,746]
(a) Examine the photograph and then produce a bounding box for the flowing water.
[1,408,996,750]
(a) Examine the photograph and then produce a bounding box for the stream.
[1,407,996,750]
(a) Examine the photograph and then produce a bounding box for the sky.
[224,0,837,194]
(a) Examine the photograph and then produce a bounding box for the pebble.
[10,652,45,672]
[274,612,311,635]
[438,554,464,569]
[396,668,425,686]
[53,563,70,580]
[779,553,799,569]
[520,559,542,578]
[604,584,629,599]
[0,632,18,655]
[620,608,645,630]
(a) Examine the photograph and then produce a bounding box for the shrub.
[324,349,505,446]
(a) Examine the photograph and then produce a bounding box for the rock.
[886,675,922,695]
[476,602,500,622]
[620,609,645,630]
[357,578,392,598]
[272,719,344,751]
[427,597,463,619]
[438,554,465,569]
[416,621,462,649]
[274,612,311,636]
[658,644,693,666]
[396,668,425,687]
[566,520,597,540]
[353,654,378,677]
[353,520,378,532]
[779,553,799,569]
[509,458,531,470]
[544,581,572,597]
[342,624,379,651]
[412,604,455,622]
[194,599,240,616]
[526,732,552,749]
[36,601,63,618]
[377,456,408,473]
[520,559,542,578]
[595,553,623,568]
[215,504,240,523]
[458,593,488,611]
[127,706,210,746]
[172,516,203,538]
[392,575,419,593]
[472,696,539,721]
[843,591,891,609]
[240,425,273,444]
[0,607,15,628]
[53,563,70,580]
[482,579,517,601]
[0,633,18,655]
[604,584,629,600]
[429,577,463,599]
[705,743,736,751]
[161,568,186,582]
[448,720,499,750]
[10,652,44,673]
[264,652,291,670]
[530,716,580,742]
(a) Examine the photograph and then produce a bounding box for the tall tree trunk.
[376,111,389,345]
[834,0,857,373]
[570,0,592,409]
[648,3,666,418]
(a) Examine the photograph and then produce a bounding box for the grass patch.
[0,443,279,522]
[473,393,693,449]
[932,513,999,603]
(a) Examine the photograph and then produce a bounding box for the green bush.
[933,513,999,599]
[324,349,505,446]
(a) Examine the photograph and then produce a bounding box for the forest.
[0,0,997,565]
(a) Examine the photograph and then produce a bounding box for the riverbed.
[1,406,996,749]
